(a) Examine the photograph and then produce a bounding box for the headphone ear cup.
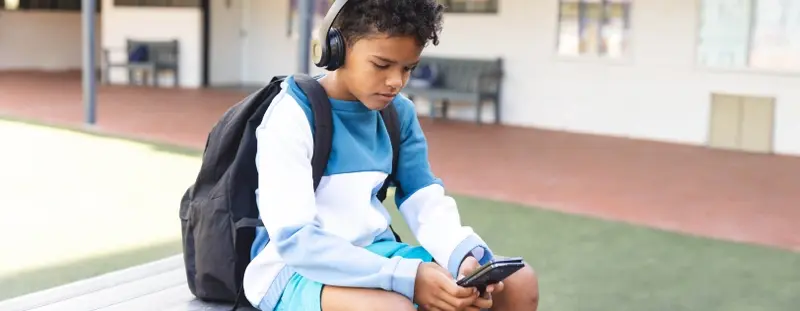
[311,37,328,68]
[326,28,346,71]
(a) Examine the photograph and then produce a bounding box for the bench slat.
[99,284,259,311]
[95,285,193,311]
[0,255,259,311]
[20,268,186,311]
[166,299,257,311]
[0,256,183,311]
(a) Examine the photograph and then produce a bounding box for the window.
[440,0,498,13]
[114,0,200,7]
[698,0,800,72]
[0,0,100,11]
[556,0,632,58]
[2,0,20,10]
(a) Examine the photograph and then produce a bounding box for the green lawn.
[0,119,199,300]
[1,118,799,310]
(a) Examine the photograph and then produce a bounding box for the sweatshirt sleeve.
[391,96,495,278]
[255,87,422,300]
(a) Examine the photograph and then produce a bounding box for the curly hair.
[332,0,445,48]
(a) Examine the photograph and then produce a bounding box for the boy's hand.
[414,262,478,311]
[457,256,505,310]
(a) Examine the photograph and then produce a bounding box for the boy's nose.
[386,73,403,90]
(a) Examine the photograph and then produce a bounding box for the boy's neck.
[319,71,358,102]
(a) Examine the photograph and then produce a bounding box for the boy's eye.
[372,62,390,69]
[405,66,416,72]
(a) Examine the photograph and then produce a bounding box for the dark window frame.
[440,0,498,14]
[555,0,632,58]
[1,0,101,12]
[113,0,200,7]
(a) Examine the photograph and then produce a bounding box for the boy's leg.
[271,272,417,311]
[271,240,433,311]
[486,262,540,311]
[320,286,416,311]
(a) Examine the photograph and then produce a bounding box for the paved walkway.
[2,71,799,252]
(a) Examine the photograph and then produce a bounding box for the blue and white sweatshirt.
[242,75,495,310]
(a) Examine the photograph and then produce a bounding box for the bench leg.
[490,93,501,125]
[476,100,483,125]
[441,99,450,120]
[494,99,501,124]
[102,66,109,85]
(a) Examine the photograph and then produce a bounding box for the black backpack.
[179,74,403,308]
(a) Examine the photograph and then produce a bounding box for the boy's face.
[339,34,422,110]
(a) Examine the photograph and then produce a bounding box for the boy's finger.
[472,296,493,309]
[485,281,505,294]
[442,281,476,298]
[492,281,505,293]
[430,297,457,311]
[435,287,476,311]
[458,256,480,275]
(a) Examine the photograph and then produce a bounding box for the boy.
[243,0,539,310]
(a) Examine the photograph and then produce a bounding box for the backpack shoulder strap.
[377,104,403,242]
[377,104,401,202]
[293,74,333,191]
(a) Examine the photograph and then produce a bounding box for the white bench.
[0,255,257,311]
[1,255,507,311]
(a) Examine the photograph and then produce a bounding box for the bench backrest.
[416,56,503,92]
[126,39,179,66]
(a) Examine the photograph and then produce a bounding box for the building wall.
[238,0,800,156]
[240,0,327,86]
[0,10,101,71]
[421,0,800,156]
[163,0,800,156]
[100,0,202,88]
[2,1,797,155]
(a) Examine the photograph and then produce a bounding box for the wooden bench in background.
[103,39,180,88]
[402,56,504,125]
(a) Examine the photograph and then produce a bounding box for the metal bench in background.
[103,39,180,88]
[402,56,504,125]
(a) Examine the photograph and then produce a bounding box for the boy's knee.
[494,264,540,310]
[358,291,416,311]
[517,265,540,303]
[322,285,416,311]
[384,293,418,311]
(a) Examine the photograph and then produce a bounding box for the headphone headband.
[312,0,350,68]
[317,0,349,46]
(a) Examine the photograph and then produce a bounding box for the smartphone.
[456,257,525,293]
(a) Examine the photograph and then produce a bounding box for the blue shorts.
[271,240,434,311]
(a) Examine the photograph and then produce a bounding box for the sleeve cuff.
[391,258,423,301]
[447,234,495,278]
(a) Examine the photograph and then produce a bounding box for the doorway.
[707,93,776,154]
[203,0,248,88]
